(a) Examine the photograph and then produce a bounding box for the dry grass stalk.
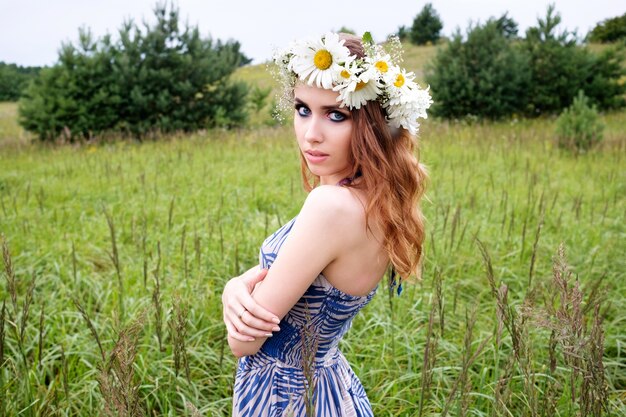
[169,295,190,382]
[152,242,164,352]
[1,235,18,315]
[448,204,461,252]
[104,208,124,319]
[194,231,201,271]
[477,237,540,414]
[98,312,146,417]
[168,197,175,230]
[0,196,6,216]
[0,300,5,417]
[300,301,318,417]
[60,344,70,404]
[141,225,148,289]
[552,244,584,403]
[418,270,441,417]
[581,304,608,417]
[38,302,45,369]
[73,299,105,362]
[184,400,203,417]
[527,212,544,289]
[19,273,36,351]
[71,241,77,286]
[441,307,491,417]
[493,354,514,417]
[435,269,445,337]
[546,244,608,414]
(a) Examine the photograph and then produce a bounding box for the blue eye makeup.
[295,104,311,117]
[329,111,347,122]
[294,102,349,122]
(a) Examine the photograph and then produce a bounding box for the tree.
[425,4,625,120]
[19,2,249,141]
[426,20,531,119]
[0,63,41,101]
[410,3,443,45]
[588,13,626,43]
[336,26,356,35]
[523,4,625,114]
[495,12,519,39]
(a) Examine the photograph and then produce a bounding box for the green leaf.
[362,32,374,45]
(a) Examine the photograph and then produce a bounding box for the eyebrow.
[294,98,348,113]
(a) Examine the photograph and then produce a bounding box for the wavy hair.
[299,33,429,280]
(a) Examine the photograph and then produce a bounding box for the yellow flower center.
[355,81,367,91]
[375,61,389,73]
[313,49,333,70]
[394,73,405,88]
[340,69,350,78]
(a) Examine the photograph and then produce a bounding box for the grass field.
[1,99,625,415]
[1,38,625,416]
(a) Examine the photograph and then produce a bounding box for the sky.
[1,0,624,67]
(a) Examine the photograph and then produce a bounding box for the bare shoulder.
[297,185,367,246]
[301,185,365,222]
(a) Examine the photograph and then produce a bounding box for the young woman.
[222,32,431,416]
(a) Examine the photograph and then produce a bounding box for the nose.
[303,115,324,144]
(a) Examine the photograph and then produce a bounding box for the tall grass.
[0,111,624,415]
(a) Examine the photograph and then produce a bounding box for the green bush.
[0,63,42,101]
[426,19,531,119]
[523,5,626,115]
[18,3,250,141]
[588,13,626,43]
[555,90,604,152]
[410,3,443,45]
[426,5,625,120]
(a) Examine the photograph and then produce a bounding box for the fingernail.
[265,333,273,337]
[272,326,281,332]
[272,317,280,324]
[248,337,255,342]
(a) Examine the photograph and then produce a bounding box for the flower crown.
[272,32,433,135]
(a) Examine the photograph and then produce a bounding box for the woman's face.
[293,84,353,186]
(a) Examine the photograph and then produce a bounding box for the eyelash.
[295,104,347,122]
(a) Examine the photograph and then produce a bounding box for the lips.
[305,150,329,157]
[304,150,329,164]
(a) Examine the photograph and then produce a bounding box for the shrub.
[18,3,250,141]
[426,5,625,120]
[426,19,531,119]
[0,63,41,101]
[523,5,626,115]
[588,13,626,43]
[555,90,604,152]
[410,3,443,45]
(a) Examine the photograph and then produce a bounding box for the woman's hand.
[222,266,281,342]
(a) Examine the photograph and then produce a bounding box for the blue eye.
[295,104,311,117]
[329,111,347,122]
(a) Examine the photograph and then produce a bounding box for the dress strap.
[336,177,353,186]
[336,172,362,187]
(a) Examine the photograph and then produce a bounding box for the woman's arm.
[222,266,281,341]
[227,186,352,358]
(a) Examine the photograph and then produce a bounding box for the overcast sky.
[1,1,623,67]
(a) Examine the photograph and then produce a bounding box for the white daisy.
[335,64,381,109]
[384,86,433,134]
[386,68,417,97]
[368,53,393,80]
[289,33,351,89]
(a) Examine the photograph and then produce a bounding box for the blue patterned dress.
[233,217,378,416]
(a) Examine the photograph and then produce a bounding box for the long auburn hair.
[299,33,429,280]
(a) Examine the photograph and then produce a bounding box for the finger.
[241,296,280,326]
[226,322,255,342]
[241,310,281,333]
[241,268,268,288]
[235,313,275,338]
